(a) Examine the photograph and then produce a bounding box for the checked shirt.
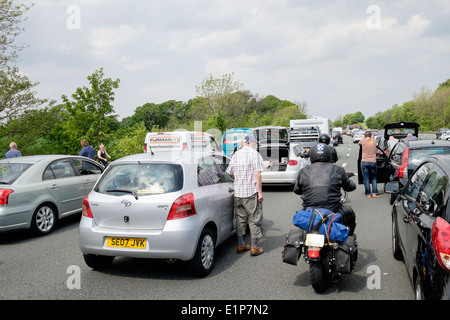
[226,146,263,198]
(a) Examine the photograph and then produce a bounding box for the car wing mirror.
[384,181,401,194]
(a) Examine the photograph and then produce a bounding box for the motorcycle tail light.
[432,217,450,272]
[308,248,320,259]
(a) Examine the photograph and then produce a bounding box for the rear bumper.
[261,170,298,185]
[78,215,203,261]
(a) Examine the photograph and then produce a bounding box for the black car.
[385,155,450,299]
[358,122,450,191]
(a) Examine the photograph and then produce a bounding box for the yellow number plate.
[107,237,146,249]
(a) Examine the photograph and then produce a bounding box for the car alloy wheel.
[31,204,56,236]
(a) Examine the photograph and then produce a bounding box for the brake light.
[82,195,93,218]
[144,143,147,152]
[308,248,320,258]
[397,148,409,178]
[432,217,450,272]
[288,160,298,166]
[167,193,197,220]
[0,189,14,205]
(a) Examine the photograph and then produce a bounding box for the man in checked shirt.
[226,135,264,256]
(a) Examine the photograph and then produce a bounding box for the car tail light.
[288,160,298,166]
[0,189,14,205]
[167,193,197,220]
[82,195,93,218]
[432,217,450,272]
[397,148,409,178]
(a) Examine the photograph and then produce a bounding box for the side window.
[197,157,222,187]
[213,156,233,182]
[405,162,433,199]
[73,159,103,175]
[420,166,448,217]
[46,160,76,179]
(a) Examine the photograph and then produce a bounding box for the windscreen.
[95,163,183,196]
[0,163,33,184]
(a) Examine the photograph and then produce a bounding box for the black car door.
[395,161,433,268]
[406,165,448,281]
[357,144,391,184]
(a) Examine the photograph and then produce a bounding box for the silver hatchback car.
[79,151,236,276]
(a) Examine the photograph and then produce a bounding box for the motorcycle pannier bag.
[282,229,304,265]
[335,235,358,274]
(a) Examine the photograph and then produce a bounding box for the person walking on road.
[359,131,380,198]
[226,135,265,256]
[5,142,22,158]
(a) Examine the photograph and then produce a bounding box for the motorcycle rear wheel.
[309,260,329,293]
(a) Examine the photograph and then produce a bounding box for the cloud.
[14,1,450,121]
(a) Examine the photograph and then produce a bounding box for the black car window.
[390,143,406,165]
[409,147,450,167]
[197,156,222,187]
[405,162,433,199]
[420,166,448,217]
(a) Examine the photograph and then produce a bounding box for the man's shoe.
[250,247,264,256]
[372,194,381,198]
[237,244,251,254]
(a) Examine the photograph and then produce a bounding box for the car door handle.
[228,188,234,193]
[49,184,58,190]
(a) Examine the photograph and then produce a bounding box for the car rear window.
[409,147,450,166]
[0,163,33,184]
[95,163,183,196]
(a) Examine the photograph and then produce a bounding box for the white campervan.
[144,131,221,153]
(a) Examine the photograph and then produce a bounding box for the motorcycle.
[283,207,358,293]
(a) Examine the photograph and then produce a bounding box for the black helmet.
[310,143,332,163]
[318,133,331,145]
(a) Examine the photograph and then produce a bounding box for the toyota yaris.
[79,151,236,277]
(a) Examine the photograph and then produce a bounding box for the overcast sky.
[16,0,450,122]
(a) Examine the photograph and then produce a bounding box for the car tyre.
[30,204,57,236]
[83,254,115,270]
[188,227,215,277]
[392,213,403,261]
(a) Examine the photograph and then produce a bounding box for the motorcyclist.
[294,143,357,235]
[318,133,338,163]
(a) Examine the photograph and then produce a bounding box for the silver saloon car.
[79,151,236,277]
[0,155,104,236]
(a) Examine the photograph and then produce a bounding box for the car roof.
[0,154,80,164]
[112,151,228,165]
[403,139,450,148]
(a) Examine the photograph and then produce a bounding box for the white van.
[144,131,221,153]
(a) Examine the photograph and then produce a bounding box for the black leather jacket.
[294,162,356,212]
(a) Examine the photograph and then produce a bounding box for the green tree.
[62,68,120,148]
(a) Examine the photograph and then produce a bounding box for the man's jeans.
[361,161,378,196]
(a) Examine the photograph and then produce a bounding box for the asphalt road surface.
[0,135,415,303]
